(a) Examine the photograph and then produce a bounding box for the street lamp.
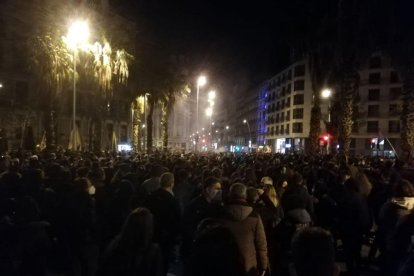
[243,119,252,152]
[321,88,332,154]
[321,88,332,122]
[196,76,207,128]
[66,19,90,151]
[195,76,206,152]
[208,90,216,101]
[143,93,150,152]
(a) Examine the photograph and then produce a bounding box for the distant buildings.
[231,52,403,156]
[264,60,313,153]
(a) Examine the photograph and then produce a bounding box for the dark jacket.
[378,197,414,251]
[337,190,372,236]
[281,185,314,218]
[181,195,223,256]
[218,201,268,276]
[144,188,181,245]
[98,238,163,276]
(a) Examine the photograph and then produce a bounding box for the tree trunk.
[44,108,56,151]
[132,101,141,152]
[338,70,359,157]
[308,96,321,155]
[146,96,155,153]
[401,74,414,160]
[161,103,168,151]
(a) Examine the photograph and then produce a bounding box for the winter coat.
[218,201,268,276]
[144,188,181,245]
[379,197,414,251]
[337,190,372,237]
[98,238,163,276]
[181,195,223,256]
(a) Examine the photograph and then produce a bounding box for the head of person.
[118,208,153,251]
[73,177,94,195]
[292,227,338,276]
[393,179,414,198]
[260,176,273,188]
[203,177,222,203]
[228,183,247,202]
[246,187,259,205]
[291,172,304,187]
[344,178,360,194]
[339,167,352,183]
[160,172,174,190]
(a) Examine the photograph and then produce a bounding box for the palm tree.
[385,2,414,160]
[160,83,190,151]
[29,34,73,150]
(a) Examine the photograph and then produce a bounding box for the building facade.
[264,60,314,153]
[350,52,402,156]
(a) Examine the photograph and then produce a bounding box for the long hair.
[264,184,279,207]
[116,208,153,253]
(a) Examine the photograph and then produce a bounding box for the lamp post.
[321,88,332,122]
[321,88,332,154]
[243,119,252,152]
[66,20,90,151]
[195,76,206,152]
[143,93,150,152]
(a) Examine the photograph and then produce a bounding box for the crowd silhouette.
[0,151,413,276]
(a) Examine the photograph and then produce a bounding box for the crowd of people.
[0,150,413,276]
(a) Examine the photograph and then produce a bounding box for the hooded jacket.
[379,197,414,251]
[218,201,268,276]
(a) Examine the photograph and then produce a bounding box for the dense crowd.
[0,150,413,276]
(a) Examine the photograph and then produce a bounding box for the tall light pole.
[243,119,252,152]
[143,93,150,152]
[321,88,332,122]
[195,76,206,152]
[66,20,90,151]
[321,88,332,154]
[196,76,207,129]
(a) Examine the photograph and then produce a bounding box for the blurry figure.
[292,227,339,276]
[98,208,162,276]
[144,172,181,274]
[185,221,246,276]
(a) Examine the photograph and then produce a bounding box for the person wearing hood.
[378,180,414,252]
[378,179,414,275]
[218,183,268,276]
[181,177,223,259]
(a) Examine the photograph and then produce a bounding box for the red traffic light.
[323,135,329,141]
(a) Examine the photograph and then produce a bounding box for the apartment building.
[350,52,402,156]
[264,60,314,153]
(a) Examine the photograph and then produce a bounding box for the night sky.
[110,0,414,97]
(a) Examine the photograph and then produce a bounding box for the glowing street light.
[208,90,216,100]
[243,119,252,152]
[66,19,90,151]
[0,83,3,88]
[321,88,332,99]
[226,125,229,130]
[205,107,213,117]
[321,88,332,123]
[196,76,207,127]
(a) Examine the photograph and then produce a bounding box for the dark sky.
[110,0,318,92]
[109,0,414,97]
